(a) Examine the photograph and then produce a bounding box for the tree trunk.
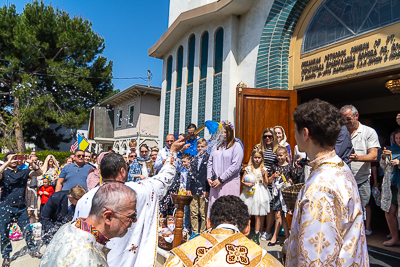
[14,96,26,153]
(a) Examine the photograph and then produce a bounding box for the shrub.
[0,150,73,164]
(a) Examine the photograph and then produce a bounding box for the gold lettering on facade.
[300,34,400,82]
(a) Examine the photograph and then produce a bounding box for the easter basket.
[282,183,304,210]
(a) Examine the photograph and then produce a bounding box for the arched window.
[212,28,223,122]
[176,46,184,88]
[164,56,173,141]
[166,56,173,92]
[303,0,400,53]
[185,34,196,127]
[214,28,224,74]
[187,35,196,84]
[200,32,209,80]
[174,46,184,134]
[198,31,209,127]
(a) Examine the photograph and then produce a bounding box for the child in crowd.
[187,138,210,234]
[179,153,192,230]
[240,148,271,244]
[268,146,296,246]
[28,207,39,224]
[37,178,54,211]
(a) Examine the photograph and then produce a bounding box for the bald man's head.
[165,134,175,149]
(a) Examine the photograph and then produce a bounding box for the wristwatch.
[218,177,223,183]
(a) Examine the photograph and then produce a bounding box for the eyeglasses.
[105,207,137,223]
[263,135,273,139]
[342,117,353,122]
[76,154,84,158]
[129,155,135,157]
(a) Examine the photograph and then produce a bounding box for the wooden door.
[236,87,298,163]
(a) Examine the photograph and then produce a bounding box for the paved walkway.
[0,239,45,267]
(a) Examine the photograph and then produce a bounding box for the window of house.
[117,109,123,127]
[187,34,196,84]
[128,105,134,124]
[214,28,224,74]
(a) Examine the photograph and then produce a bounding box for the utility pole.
[147,69,151,87]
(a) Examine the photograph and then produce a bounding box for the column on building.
[174,46,184,135]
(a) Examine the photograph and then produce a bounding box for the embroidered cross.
[343,236,357,258]
[129,244,138,254]
[308,231,331,254]
[225,244,250,265]
[193,247,211,264]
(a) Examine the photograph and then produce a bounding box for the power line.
[0,68,151,81]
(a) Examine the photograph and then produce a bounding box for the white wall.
[169,0,219,26]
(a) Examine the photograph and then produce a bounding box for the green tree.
[0,1,115,152]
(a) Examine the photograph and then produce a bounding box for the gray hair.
[89,182,136,220]
[340,105,358,115]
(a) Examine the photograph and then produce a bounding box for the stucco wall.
[169,0,219,26]
[114,94,160,138]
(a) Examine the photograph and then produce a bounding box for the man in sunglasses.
[73,137,186,267]
[40,182,136,267]
[55,150,93,192]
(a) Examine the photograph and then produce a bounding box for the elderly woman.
[207,121,244,216]
[380,127,400,247]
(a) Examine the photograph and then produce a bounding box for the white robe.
[284,152,369,266]
[73,152,177,267]
[39,221,108,267]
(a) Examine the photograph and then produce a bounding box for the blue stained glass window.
[187,35,196,84]
[198,79,206,127]
[214,28,224,74]
[176,46,183,89]
[185,84,193,128]
[166,56,173,92]
[174,88,181,134]
[303,0,400,53]
[200,32,209,80]
[212,73,222,122]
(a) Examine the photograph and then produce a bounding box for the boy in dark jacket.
[187,138,210,234]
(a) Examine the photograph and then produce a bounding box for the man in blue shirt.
[184,123,200,156]
[0,152,44,266]
[56,150,93,192]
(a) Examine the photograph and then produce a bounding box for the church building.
[149,0,400,149]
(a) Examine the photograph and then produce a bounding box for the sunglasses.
[105,207,137,222]
[76,154,84,158]
[129,155,135,157]
[263,135,273,139]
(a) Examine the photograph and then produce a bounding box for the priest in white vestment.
[73,138,185,267]
[284,99,369,266]
[40,182,137,267]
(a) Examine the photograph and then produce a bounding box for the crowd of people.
[0,100,399,266]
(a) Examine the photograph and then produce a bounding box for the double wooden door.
[235,87,298,163]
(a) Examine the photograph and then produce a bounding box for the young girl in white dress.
[240,148,271,244]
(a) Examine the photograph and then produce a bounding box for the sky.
[1,0,170,91]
